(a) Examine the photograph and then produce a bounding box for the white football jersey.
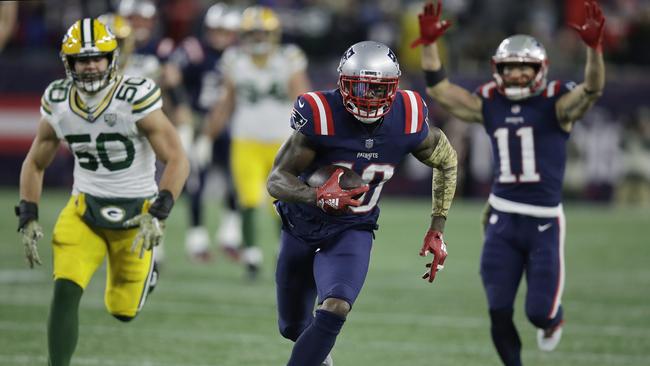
[40,75,163,198]
[220,44,307,142]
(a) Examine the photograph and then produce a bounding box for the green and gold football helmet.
[60,18,119,93]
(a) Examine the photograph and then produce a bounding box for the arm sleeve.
[425,130,458,218]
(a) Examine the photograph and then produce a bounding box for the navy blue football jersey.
[276,89,429,242]
[477,80,575,206]
[169,37,225,114]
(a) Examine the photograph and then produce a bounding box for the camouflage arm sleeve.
[422,131,457,218]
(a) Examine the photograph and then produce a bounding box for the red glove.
[316,168,369,214]
[419,230,448,283]
[410,1,452,48]
[569,0,605,51]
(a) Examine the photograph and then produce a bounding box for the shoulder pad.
[474,81,497,99]
[291,92,334,136]
[42,78,72,108]
[398,90,427,134]
[282,44,307,72]
[544,80,576,98]
[118,76,162,114]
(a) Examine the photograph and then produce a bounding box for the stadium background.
[0,0,648,365]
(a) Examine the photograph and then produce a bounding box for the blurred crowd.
[1,0,649,206]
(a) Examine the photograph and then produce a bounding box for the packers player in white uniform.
[15,18,189,366]
[198,5,311,278]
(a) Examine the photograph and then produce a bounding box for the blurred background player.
[16,18,188,366]
[117,0,173,81]
[97,12,135,71]
[414,0,605,364]
[164,3,242,262]
[198,5,311,278]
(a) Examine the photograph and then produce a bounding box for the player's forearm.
[157,154,189,199]
[432,165,457,218]
[421,130,458,219]
[267,170,316,205]
[584,47,605,95]
[421,43,443,71]
[203,102,231,139]
[19,161,45,203]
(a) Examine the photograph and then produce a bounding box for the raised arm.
[556,0,606,131]
[415,1,483,123]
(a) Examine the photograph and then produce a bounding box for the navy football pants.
[276,229,373,341]
[480,207,565,329]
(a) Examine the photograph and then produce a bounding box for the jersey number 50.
[65,133,135,171]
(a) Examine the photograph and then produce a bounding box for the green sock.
[48,279,83,366]
[241,207,256,248]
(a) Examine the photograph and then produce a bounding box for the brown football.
[306,165,365,194]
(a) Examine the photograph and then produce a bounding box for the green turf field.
[1,188,648,366]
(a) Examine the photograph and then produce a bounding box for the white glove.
[191,134,213,168]
[20,220,43,268]
[124,214,164,259]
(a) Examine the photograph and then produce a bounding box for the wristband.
[15,200,38,231]
[148,190,174,220]
[424,67,447,88]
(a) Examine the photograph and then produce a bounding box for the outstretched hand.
[420,230,447,283]
[411,1,452,48]
[124,213,164,259]
[316,168,369,213]
[569,0,605,50]
[20,220,43,269]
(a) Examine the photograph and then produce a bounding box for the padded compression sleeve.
[422,131,457,217]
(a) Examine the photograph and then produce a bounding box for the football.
[306,165,365,197]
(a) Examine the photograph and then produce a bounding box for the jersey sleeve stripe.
[132,88,162,112]
[132,94,162,114]
[305,92,334,135]
[41,96,52,115]
[132,86,161,107]
[400,90,423,134]
[315,92,334,135]
[481,82,497,99]
[546,81,558,98]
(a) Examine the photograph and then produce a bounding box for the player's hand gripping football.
[124,213,164,259]
[419,230,447,283]
[411,1,452,48]
[316,168,369,213]
[569,0,605,50]
[19,220,43,268]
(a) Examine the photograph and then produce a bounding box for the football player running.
[16,18,189,366]
[198,5,311,279]
[414,1,605,364]
[266,41,458,366]
[165,3,242,262]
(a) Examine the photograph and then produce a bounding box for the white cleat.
[537,321,564,352]
[185,226,213,263]
[322,353,334,366]
[216,210,242,248]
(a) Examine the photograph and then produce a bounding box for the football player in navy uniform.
[165,3,242,261]
[414,1,606,364]
[267,41,458,366]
